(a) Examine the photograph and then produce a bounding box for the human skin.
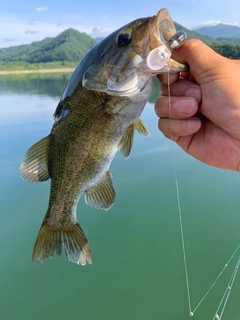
[155,39,240,171]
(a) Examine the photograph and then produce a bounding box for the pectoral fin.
[118,124,135,158]
[134,119,149,136]
[118,119,149,158]
[20,135,50,182]
[85,171,116,210]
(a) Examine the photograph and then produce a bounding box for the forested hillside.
[0,29,96,66]
[194,24,240,39]
[175,22,240,58]
[1,24,240,71]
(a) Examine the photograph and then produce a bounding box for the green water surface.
[1,74,240,320]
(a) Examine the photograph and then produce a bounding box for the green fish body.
[20,8,188,265]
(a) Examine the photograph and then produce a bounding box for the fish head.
[82,8,188,97]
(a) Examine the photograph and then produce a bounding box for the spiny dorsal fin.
[135,119,149,136]
[85,171,116,210]
[118,124,135,159]
[20,135,50,182]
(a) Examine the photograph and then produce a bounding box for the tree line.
[210,44,240,59]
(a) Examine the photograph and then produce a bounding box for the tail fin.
[32,218,92,266]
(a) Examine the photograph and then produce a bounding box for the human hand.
[155,39,240,171]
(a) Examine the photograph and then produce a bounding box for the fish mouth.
[167,58,189,73]
[144,8,189,73]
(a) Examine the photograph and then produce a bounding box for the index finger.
[157,73,179,85]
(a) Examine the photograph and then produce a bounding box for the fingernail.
[176,98,196,114]
[186,118,201,131]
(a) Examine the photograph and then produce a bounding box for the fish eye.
[117,33,132,46]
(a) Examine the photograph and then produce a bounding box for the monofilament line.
[167,70,193,316]
[193,244,240,316]
[212,249,240,320]
[167,70,240,318]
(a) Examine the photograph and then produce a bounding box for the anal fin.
[85,170,116,210]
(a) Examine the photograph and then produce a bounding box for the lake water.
[1,73,240,320]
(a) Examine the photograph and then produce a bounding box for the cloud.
[193,20,240,29]
[192,20,221,29]
[4,38,18,42]
[90,26,111,39]
[92,26,103,33]
[28,16,39,25]
[25,30,39,35]
[36,7,47,14]
[228,21,240,27]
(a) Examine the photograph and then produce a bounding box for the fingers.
[155,81,201,142]
[158,117,201,142]
[157,72,195,86]
[155,95,199,119]
[157,73,179,86]
[170,40,224,83]
[155,41,206,143]
[160,78,201,103]
[158,39,224,88]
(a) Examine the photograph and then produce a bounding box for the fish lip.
[145,8,189,73]
[167,58,189,72]
[155,8,176,46]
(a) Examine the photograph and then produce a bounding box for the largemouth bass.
[20,8,188,265]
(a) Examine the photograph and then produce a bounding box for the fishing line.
[154,28,240,319]
[212,249,240,320]
[167,69,193,316]
[167,69,240,318]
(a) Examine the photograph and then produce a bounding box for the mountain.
[0,29,96,65]
[194,24,240,39]
[0,24,240,69]
[214,37,240,45]
[175,22,240,45]
[174,22,220,45]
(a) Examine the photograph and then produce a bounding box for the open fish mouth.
[82,8,188,97]
[129,8,189,75]
[145,8,188,73]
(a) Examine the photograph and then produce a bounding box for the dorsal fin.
[84,171,115,210]
[20,135,50,182]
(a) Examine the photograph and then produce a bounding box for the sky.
[1,0,240,49]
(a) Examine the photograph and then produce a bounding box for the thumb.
[171,39,225,83]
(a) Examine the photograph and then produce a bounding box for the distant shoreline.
[0,68,75,75]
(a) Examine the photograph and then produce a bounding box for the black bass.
[20,8,187,265]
